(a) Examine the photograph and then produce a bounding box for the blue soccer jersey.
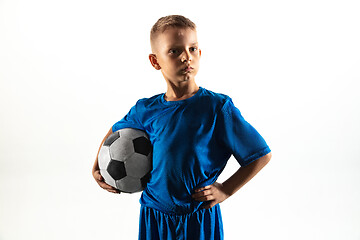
[112,87,271,215]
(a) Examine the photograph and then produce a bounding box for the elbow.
[262,152,272,165]
[267,152,272,160]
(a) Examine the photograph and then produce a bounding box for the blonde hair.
[150,15,196,51]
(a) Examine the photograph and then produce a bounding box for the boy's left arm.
[192,152,272,209]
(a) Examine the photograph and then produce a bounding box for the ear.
[149,54,161,70]
[199,49,202,57]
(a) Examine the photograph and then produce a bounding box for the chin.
[181,73,195,82]
[182,76,192,82]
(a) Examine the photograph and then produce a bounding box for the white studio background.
[1,0,359,239]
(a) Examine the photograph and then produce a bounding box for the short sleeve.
[112,100,145,132]
[218,99,271,167]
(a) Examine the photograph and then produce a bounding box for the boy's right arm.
[92,127,120,194]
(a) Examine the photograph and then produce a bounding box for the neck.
[164,80,199,101]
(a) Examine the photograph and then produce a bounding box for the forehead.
[157,27,198,47]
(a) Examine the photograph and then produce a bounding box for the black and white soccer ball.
[98,128,152,193]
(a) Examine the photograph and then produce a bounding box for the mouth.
[181,66,194,73]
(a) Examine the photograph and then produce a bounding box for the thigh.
[184,204,224,240]
[138,206,175,240]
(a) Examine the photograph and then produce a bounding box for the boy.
[92,15,271,240]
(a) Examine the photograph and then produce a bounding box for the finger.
[108,189,121,194]
[93,170,104,181]
[98,174,103,181]
[98,180,116,191]
[194,185,211,193]
[193,194,215,202]
[94,171,120,194]
[192,189,212,199]
[101,184,120,194]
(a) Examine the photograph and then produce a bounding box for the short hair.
[150,15,197,52]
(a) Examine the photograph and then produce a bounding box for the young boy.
[92,15,271,240]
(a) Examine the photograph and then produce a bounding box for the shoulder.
[199,88,241,117]
[134,93,163,108]
[200,87,233,106]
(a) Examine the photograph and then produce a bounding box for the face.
[149,27,201,85]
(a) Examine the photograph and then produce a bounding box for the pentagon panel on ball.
[98,128,153,193]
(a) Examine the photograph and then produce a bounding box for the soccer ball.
[98,128,152,193]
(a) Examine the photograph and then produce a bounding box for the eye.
[169,49,178,54]
[190,47,198,52]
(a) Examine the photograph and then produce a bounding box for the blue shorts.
[138,205,224,240]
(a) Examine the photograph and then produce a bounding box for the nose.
[181,50,192,63]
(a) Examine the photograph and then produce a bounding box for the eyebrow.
[169,42,198,48]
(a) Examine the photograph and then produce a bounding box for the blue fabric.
[112,87,270,226]
[139,204,223,240]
